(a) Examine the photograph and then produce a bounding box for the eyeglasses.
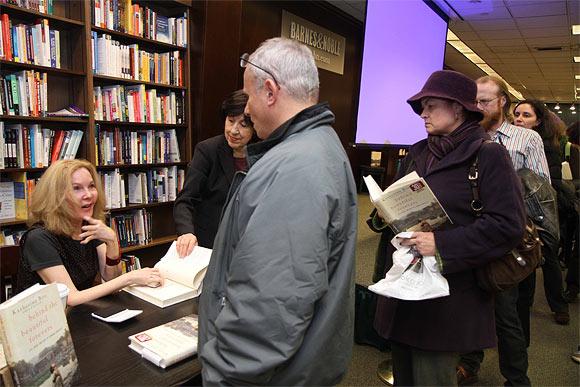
[240,53,280,88]
[476,96,499,107]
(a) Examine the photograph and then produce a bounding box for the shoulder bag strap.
[469,140,494,217]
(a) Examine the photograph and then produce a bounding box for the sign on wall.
[281,10,346,75]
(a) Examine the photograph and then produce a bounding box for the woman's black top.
[15,227,102,294]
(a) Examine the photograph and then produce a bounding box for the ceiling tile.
[458,5,512,20]
[448,20,474,32]
[508,2,566,18]
[477,29,523,40]
[515,15,568,29]
[525,36,571,47]
[485,38,526,47]
[519,26,570,37]
[469,18,517,30]
[454,31,481,40]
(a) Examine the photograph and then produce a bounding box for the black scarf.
[426,118,480,171]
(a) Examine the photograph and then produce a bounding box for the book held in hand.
[0,283,79,386]
[123,242,211,308]
[128,315,198,369]
[364,171,451,234]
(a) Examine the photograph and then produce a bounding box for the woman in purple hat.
[373,70,526,385]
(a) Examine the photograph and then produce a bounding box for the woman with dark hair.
[173,90,255,255]
[373,70,525,385]
[513,100,571,324]
[16,160,163,305]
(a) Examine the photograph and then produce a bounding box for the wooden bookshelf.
[0,0,194,300]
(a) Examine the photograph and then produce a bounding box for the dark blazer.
[173,135,235,248]
[374,126,526,352]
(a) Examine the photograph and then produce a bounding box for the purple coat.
[374,127,526,352]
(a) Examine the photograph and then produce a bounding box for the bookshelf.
[0,0,193,301]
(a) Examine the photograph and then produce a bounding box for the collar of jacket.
[409,125,491,177]
[246,102,334,168]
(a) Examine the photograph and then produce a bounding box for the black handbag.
[354,283,390,351]
[468,150,542,293]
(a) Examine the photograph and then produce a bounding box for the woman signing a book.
[15,159,163,306]
[372,70,526,386]
[173,90,255,255]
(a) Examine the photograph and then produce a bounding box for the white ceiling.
[329,0,579,103]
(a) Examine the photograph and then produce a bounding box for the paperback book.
[364,171,451,234]
[128,314,198,369]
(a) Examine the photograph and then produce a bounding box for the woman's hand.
[80,216,116,244]
[399,232,436,256]
[176,233,198,257]
[125,268,164,288]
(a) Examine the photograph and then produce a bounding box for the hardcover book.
[0,283,79,386]
[123,242,211,308]
[364,171,451,234]
[128,314,198,369]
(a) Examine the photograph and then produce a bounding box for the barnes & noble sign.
[281,10,346,75]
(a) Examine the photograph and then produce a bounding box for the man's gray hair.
[248,37,319,102]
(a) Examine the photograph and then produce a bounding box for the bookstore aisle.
[0,0,194,302]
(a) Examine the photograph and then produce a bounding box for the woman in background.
[16,159,162,306]
[513,100,571,325]
[173,90,254,255]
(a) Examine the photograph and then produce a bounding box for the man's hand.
[398,231,436,256]
[176,233,198,257]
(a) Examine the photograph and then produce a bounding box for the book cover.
[0,284,79,386]
[123,242,211,308]
[128,314,198,369]
[364,171,451,234]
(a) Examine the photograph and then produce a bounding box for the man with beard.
[456,76,550,387]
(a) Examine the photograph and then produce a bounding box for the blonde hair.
[28,159,106,236]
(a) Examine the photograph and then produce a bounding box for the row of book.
[93,84,184,124]
[120,254,141,273]
[0,227,26,246]
[0,15,61,67]
[0,70,48,117]
[91,0,188,47]
[110,208,152,247]
[96,126,181,166]
[1,122,83,168]
[91,33,183,86]
[0,0,54,15]
[101,166,184,209]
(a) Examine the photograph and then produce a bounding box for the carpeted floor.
[340,194,579,386]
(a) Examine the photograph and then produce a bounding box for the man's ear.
[264,79,277,106]
[499,95,507,109]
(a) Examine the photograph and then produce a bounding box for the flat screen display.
[355,0,448,147]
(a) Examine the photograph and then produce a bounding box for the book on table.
[128,314,198,369]
[123,242,211,308]
[364,171,451,234]
[0,283,79,387]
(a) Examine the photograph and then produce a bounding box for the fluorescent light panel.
[573,25,580,35]
[447,30,524,100]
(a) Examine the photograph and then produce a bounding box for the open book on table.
[129,314,198,369]
[123,242,211,308]
[364,171,451,234]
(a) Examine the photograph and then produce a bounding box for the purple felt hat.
[407,70,483,121]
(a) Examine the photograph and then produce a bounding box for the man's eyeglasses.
[240,53,280,88]
[476,96,499,107]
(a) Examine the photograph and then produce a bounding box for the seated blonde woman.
[16,159,162,306]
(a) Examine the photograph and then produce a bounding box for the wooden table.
[66,292,201,386]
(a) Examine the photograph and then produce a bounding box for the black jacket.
[173,135,235,248]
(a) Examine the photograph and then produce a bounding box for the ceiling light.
[573,111,577,114]
[554,103,560,110]
[558,110,563,114]
[575,57,580,63]
[571,105,576,111]
[576,75,580,80]
[447,28,523,100]
[573,25,580,35]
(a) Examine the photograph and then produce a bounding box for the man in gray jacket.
[197,37,358,386]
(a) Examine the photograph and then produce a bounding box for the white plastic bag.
[368,232,449,300]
